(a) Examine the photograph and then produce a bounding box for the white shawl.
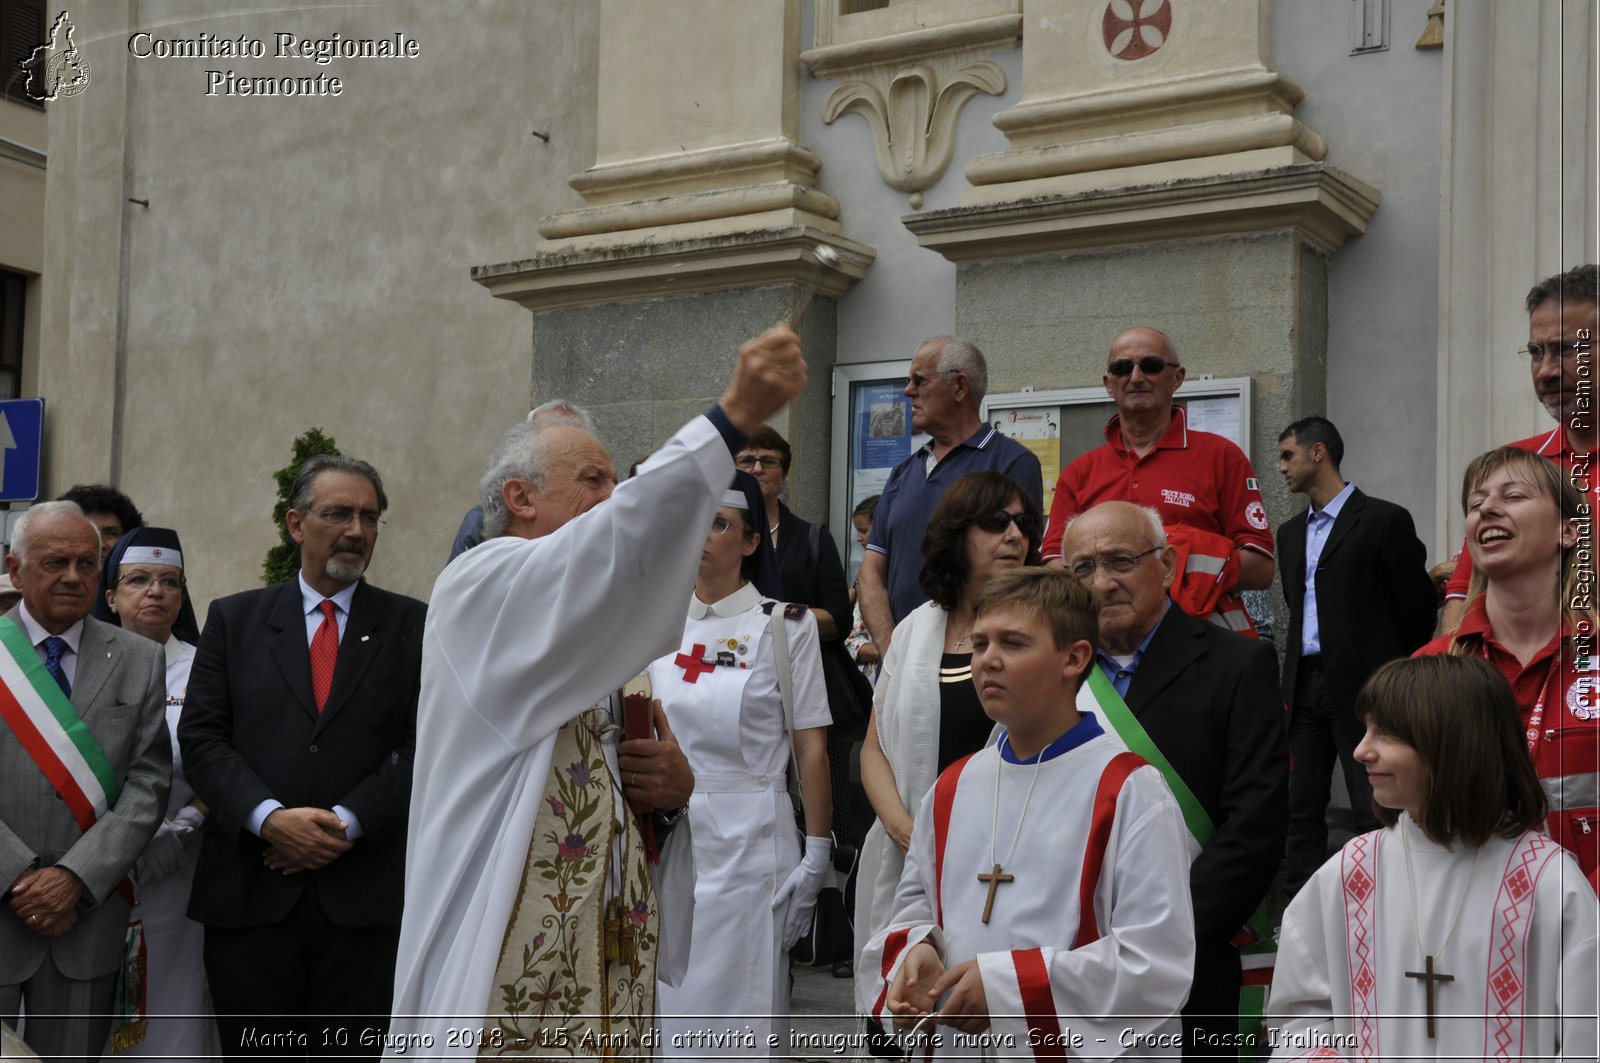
[852,601,949,968]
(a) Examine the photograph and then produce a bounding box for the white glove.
[773,835,832,949]
[136,806,204,882]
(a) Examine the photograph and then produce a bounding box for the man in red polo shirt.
[1439,264,1598,634]
[1041,327,1275,630]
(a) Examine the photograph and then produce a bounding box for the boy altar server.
[859,568,1197,1059]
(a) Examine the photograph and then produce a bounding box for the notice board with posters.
[980,377,1253,516]
[830,359,922,582]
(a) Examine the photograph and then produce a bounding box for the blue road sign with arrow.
[0,398,45,502]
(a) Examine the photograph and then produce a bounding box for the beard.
[323,538,370,583]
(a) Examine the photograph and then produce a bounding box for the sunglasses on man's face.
[1107,356,1179,377]
[972,510,1039,537]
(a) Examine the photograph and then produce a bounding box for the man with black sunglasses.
[857,338,1042,652]
[1041,327,1274,635]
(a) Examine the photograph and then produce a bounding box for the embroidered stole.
[486,709,660,1060]
[1338,830,1556,1062]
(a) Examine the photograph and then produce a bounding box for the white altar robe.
[1267,820,1599,1061]
[858,727,1197,1060]
[387,414,732,1059]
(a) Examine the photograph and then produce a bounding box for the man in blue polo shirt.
[857,337,1042,652]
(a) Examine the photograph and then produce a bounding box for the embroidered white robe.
[1267,821,1599,1061]
[858,730,1197,1060]
[387,414,732,1059]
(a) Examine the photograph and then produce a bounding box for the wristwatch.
[653,804,689,830]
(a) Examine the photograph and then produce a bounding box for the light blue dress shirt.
[1300,481,1355,656]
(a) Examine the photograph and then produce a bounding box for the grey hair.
[480,421,551,538]
[287,455,389,515]
[10,500,91,562]
[527,399,596,433]
[1137,505,1168,547]
[932,337,989,404]
[1062,504,1168,549]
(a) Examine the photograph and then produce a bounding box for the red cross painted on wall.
[675,644,714,683]
[1103,0,1172,62]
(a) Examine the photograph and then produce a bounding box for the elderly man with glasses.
[1041,327,1275,635]
[1437,263,1599,633]
[857,337,1042,653]
[1059,500,1285,1061]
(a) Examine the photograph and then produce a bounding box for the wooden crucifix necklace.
[1400,816,1481,1038]
[979,736,1047,924]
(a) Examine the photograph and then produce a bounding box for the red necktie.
[310,600,339,712]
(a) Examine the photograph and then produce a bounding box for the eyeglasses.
[972,510,1040,537]
[312,506,383,528]
[1107,357,1179,377]
[735,454,783,471]
[1065,547,1160,580]
[1518,339,1591,363]
[119,572,184,593]
[709,516,749,537]
[905,370,956,389]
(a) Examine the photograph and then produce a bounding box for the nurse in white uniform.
[650,472,833,1060]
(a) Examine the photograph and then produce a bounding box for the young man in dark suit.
[1275,416,1438,898]
[1060,501,1286,1060]
[180,456,425,1059]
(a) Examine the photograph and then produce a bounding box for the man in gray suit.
[0,501,170,1062]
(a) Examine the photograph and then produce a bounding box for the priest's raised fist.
[721,324,807,435]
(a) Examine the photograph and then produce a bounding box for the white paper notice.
[1183,397,1243,449]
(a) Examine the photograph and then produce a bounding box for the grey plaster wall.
[42,0,600,607]
[799,3,1024,366]
[532,285,839,527]
[1272,0,1446,558]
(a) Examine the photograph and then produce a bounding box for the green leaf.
[261,428,341,585]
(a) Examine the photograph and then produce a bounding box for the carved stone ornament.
[802,10,1021,206]
[821,56,1005,201]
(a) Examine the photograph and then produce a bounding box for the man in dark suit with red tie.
[179,456,426,1058]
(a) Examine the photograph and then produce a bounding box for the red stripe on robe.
[1073,751,1147,948]
[931,753,974,927]
[1013,947,1066,1061]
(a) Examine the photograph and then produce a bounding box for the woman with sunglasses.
[853,471,1043,966]
[92,527,220,1061]
[648,472,833,1059]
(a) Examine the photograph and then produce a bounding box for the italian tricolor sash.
[0,616,121,830]
[1082,668,1278,1057]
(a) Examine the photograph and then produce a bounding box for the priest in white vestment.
[858,569,1197,1061]
[387,326,808,1059]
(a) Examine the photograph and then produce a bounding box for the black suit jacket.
[178,579,425,929]
[773,502,850,640]
[1277,487,1438,716]
[1122,604,1287,951]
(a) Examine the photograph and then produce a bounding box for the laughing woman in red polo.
[1414,445,1599,885]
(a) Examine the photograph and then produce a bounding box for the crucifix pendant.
[1404,954,1454,1038]
[977,863,1014,925]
